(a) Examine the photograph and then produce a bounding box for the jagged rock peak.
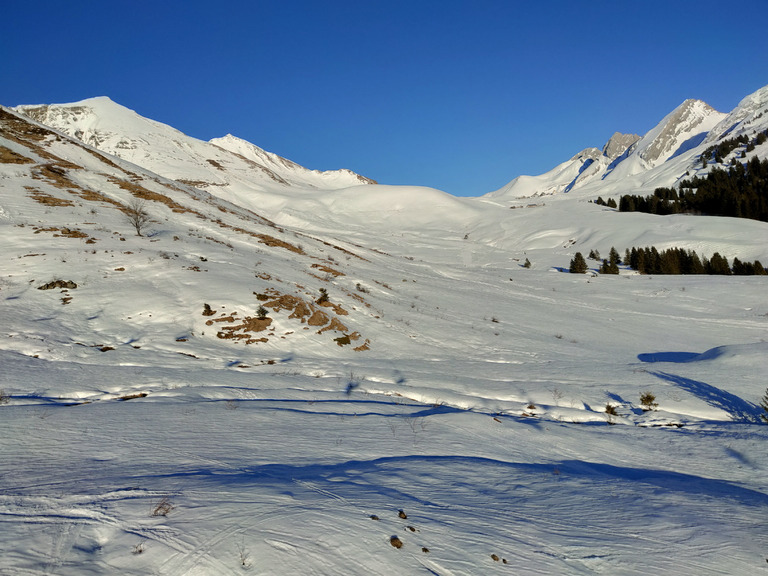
[602,132,640,160]
[638,99,722,166]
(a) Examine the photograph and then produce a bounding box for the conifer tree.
[569,252,588,274]
[760,388,768,423]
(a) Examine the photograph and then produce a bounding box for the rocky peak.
[601,132,640,160]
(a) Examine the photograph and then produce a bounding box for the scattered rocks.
[38,280,77,290]
[398,509,407,519]
[389,536,403,549]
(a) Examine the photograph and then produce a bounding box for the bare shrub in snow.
[640,391,658,411]
[126,197,150,236]
[150,496,175,517]
[236,540,251,568]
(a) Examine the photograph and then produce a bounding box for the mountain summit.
[487,87,768,201]
[14,97,375,193]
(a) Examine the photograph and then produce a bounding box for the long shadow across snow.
[649,371,762,423]
[138,455,768,509]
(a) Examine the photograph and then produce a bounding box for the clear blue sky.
[3,1,767,196]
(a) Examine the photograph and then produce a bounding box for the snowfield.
[1,88,768,575]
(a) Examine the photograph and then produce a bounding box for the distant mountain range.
[12,84,768,207]
[486,85,768,200]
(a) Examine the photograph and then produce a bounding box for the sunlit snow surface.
[1,98,768,574]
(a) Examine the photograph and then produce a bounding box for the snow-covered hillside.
[14,97,375,193]
[2,86,768,576]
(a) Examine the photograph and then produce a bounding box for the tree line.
[616,156,768,222]
[569,246,767,275]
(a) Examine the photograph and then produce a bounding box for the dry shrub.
[390,536,403,549]
[150,496,174,517]
[640,391,658,411]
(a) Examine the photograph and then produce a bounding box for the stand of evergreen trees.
[581,245,767,275]
[618,156,768,222]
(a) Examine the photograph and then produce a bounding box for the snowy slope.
[704,84,768,144]
[2,88,768,576]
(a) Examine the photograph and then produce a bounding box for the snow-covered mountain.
[488,86,768,201]
[2,86,768,576]
[14,97,375,192]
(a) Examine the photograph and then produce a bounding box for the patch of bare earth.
[206,291,369,350]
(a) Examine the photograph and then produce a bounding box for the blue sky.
[3,1,767,196]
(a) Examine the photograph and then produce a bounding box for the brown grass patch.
[255,233,304,254]
[33,226,89,239]
[216,316,273,344]
[318,317,349,334]
[0,108,57,143]
[354,340,371,352]
[27,189,75,207]
[210,291,368,350]
[307,309,331,327]
[177,179,214,188]
[107,176,203,216]
[318,299,348,316]
[31,163,83,190]
[0,145,34,164]
[311,263,344,277]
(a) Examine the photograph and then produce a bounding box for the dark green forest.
[577,246,767,276]
[617,156,768,221]
[596,129,768,221]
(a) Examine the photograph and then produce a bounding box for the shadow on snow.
[140,455,768,509]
